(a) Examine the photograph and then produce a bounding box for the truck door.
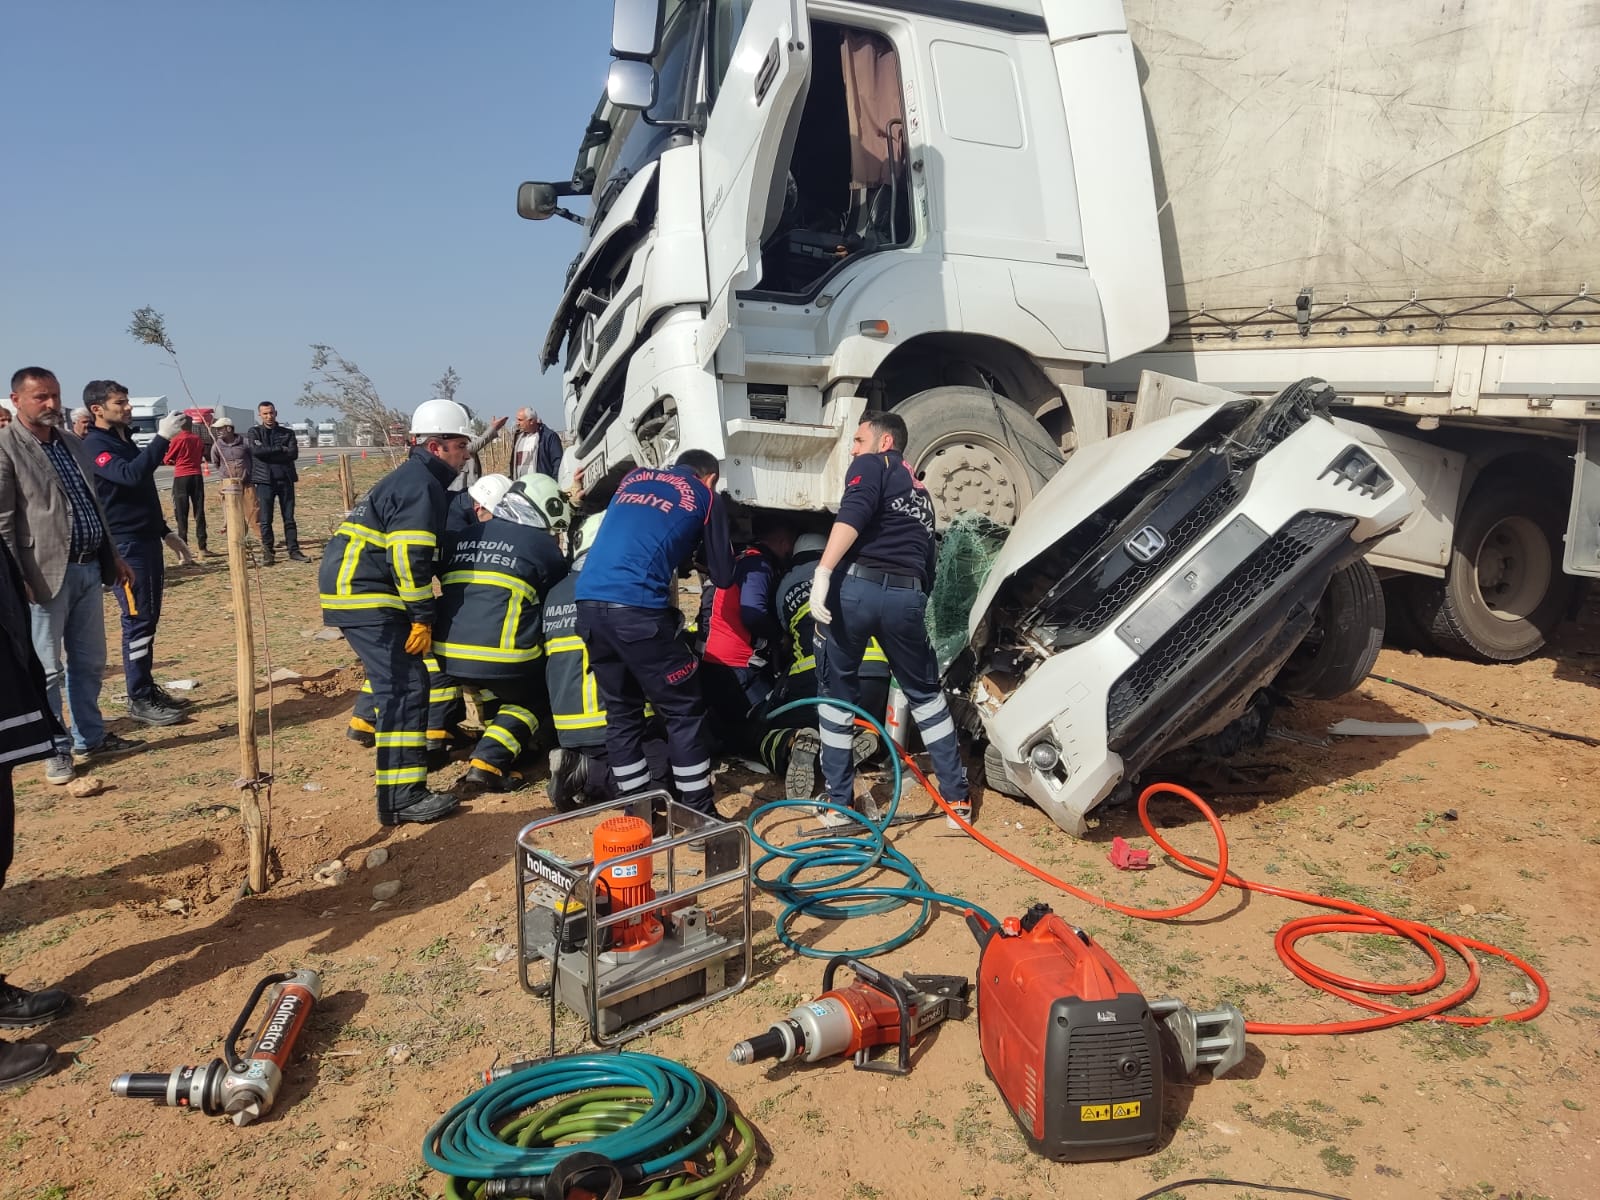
[701,0,812,313]
[1564,426,1600,578]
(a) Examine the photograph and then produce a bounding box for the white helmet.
[794,533,827,556]
[411,398,472,438]
[468,473,514,512]
[518,471,572,530]
[573,509,606,560]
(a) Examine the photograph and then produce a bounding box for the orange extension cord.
[887,735,1551,1036]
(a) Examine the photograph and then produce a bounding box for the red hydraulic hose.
[882,729,1550,1036]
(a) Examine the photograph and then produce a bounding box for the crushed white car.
[952,377,1415,836]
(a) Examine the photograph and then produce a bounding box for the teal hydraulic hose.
[423,1053,722,1184]
[747,697,997,958]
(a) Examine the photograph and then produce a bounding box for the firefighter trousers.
[576,601,714,813]
[342,621,432,818]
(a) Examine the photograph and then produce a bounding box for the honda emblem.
[1125,525,1167,564]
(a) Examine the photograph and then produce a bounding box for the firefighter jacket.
[541,568,605,749]
[433,514,568,680]
[318,448,456,627]
[776,551,889,681]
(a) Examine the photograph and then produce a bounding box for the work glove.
[809,565,834,627]
[163,533,197,565]
[404,622,433,656]
[157,412,185,440]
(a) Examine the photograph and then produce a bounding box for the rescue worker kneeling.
[319,398,469,826]
[347,656,463,764]
[433,473,569,792]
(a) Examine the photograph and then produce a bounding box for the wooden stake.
[223,480,269,893]
[338,452,355,511]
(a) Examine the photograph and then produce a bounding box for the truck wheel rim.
[1472,515,1550,622]
[916,436,1027,526]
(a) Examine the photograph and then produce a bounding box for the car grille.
[1052,476,1239,641]
[1105,512,1351,732]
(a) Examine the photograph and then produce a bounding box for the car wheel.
[1410,478,1572,662]
[981,741,1028,800]
[1274,559,1386,699]
[895,386,1061,528]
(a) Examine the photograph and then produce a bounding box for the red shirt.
[162,430,205,477]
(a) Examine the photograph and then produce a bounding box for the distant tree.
[301,344,407,449]
[128,305,198,406]
[433,366,461,403]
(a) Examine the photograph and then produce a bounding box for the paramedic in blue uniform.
[82,380,189,728]
[575,450,735,814]
[811,411,972,821]
[318,398,471,826]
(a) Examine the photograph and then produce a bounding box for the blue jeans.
[29,561,108,754]
[816,572,968,807]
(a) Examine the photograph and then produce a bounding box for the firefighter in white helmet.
[318,398,473,826]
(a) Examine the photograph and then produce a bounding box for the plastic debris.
[1328,718,1477,737]
[1107,836,1152,870]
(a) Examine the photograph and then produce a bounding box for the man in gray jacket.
[208,417,260,539]
[0,368,136,783]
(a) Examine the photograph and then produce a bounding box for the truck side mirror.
[611,0,663,60]
[607,59,658,112]
[517,181,560,222]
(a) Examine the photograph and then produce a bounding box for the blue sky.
[2,1,612,427]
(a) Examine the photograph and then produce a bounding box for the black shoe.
[149,684,193,710]
[73,732,140,764]
[346,726,375,749]
[426,746,453,771]
[260,552,276,567]
[128,696,185,727]
[0,1042,55,1090]
[785,730,820,801]
[380,792,461,826]
[0,978,72,1028]
[463,765,523,793]
[287,550,310,563]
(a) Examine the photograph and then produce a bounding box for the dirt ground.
[2,455,1596,1200]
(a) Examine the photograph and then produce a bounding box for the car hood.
[966,404,1245,639]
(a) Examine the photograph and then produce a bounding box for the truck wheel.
[894,386,1061,527]
[1274,559,1386,699]
[981,742,1027,800]
[1413,480,1572,662]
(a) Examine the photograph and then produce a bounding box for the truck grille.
[1064,1026,1156,1102]
[1105,512,1351,732]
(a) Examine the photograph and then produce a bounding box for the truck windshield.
[587,0,702,224]
[128,416,158,436]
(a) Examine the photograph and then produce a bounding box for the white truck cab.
[524,0,1162,524]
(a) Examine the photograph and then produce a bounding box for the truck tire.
[1411,479,1572,662]
[1381,576,1438,653]
[1274,559,1386,699]
[894,386,1061,527]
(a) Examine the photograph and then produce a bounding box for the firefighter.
[812,411,972,823]
[433,473,569,792]
[762,532,892,800]
[346,658,462,762]
[319,398,471,826]
[575,450,735,814]
[701,513,795,750]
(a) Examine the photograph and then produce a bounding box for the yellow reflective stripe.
[358,680,374,695]
[442,569,537,603]
[501,593,522,652]
[389,531,438,548]
[428,686,459,702]
[484,725,521,754]
[374,731,427,748]
[434,640,542,664]
[391,530,437,602]
[553,712,606,730]
[375,766,428,785]
[469,757,503,776]
[789,653,816,675]
[426,729,451,740]
[349,716,376,733]
[337,521,388,545]
[497,705,538,729]
[320,594,405,610]
[864,638,888,664]
[545,635,585,653]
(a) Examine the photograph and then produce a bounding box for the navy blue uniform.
[318,448,455,821]
[433,515,568,783]
[817,450,968,810]
[575,465,735,813]
[84,426,172,704]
